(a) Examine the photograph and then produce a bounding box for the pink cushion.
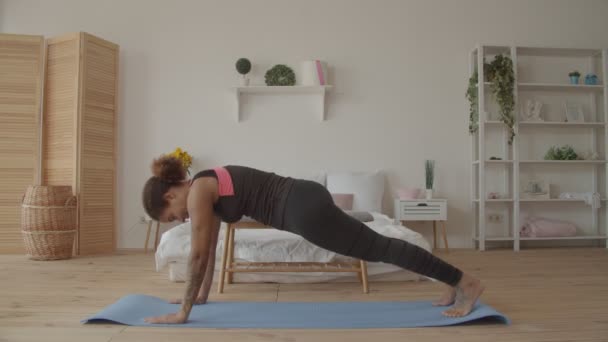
[331,193,354,210]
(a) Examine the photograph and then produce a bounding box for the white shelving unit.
[469,45,608,251]
[234,85,333,122]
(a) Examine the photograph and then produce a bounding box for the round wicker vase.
[21,185,77,260]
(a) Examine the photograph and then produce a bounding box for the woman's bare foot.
[433,285,456,306]
[442,273,485,317]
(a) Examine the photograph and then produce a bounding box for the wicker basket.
[21,185,77,260]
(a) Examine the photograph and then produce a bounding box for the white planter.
[240,76,250,86]
[425,189,433,199]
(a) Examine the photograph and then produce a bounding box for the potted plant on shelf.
[466,54,515,144]
[265,64,296,86]
[584,73,599,85]
[568,71,580,84]
[236,58,252,86]
[425,160,435,199]
[488,55,515,144]
[544,145,578,160]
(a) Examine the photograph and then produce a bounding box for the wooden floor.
[1,248,607,342]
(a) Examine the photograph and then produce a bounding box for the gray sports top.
[192,165,295,228]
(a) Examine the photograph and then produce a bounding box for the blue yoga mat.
[82,294,510,329]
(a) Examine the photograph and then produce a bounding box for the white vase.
[240,76,249,86]
[426,189,433,199]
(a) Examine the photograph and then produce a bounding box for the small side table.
[394,198,449,252]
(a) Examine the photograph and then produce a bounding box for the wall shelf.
[474,235,608,241]
[518,83,603,92]
[520,199,598,202]
[489,120,606,127]
[518,121,605,128]
[472,160,514,165]
[474,236,514,241]
[519,160,606,164]
[234,85,333,122]
[520,235,608,241]
[474,159,606,164]
[516,47,602,57]
[473,199,514,202]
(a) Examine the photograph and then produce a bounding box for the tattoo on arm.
[198,218,220,302]
[179,180,216,319]
[181,255,207,317]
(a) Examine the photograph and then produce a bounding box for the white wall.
[2,0,608,249]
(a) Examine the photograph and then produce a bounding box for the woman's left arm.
[196,215,220,303]
[168,216,220,305]
[144,180,216,324]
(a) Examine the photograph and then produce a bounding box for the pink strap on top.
[213,167,235,196]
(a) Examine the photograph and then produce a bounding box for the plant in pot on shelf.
[568,71,580,85]
[235,58,252,86]
[489,54,515,144]
[425,160,435,199]
[466,70,479,134]
[265,64,296,86]
[584,73,599,85]
[466,54,515,144]
[544,145,578,160]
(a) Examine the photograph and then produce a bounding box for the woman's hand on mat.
[168,296,206,305]
[144,311,187,324]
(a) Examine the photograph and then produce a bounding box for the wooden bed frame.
[217,219,370,294]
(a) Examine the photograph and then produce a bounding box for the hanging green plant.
[489,54,515,144]
[466,55,515,144]
[265,64,296,86]
[466,70,479,134]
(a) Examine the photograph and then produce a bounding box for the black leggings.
[279,179,463,287]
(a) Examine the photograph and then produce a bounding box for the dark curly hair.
[142,156,187,221]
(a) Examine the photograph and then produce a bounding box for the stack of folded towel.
[520,216,578,238]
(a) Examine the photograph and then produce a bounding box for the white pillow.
[326,171,384,212]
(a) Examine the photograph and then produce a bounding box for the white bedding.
[155,212,431,283]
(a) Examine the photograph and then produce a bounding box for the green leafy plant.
[466,71,479,134]
[568,70,580,77]
[483,61,495,82]
[489,54,515,144]
[265,64,296,86]
[466,55,516,144]
[235,58,251,75]
[467,60,494,134]
[425,160,435,190]
[544,145,578,160]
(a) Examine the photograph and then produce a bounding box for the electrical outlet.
[488,213,503,223]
